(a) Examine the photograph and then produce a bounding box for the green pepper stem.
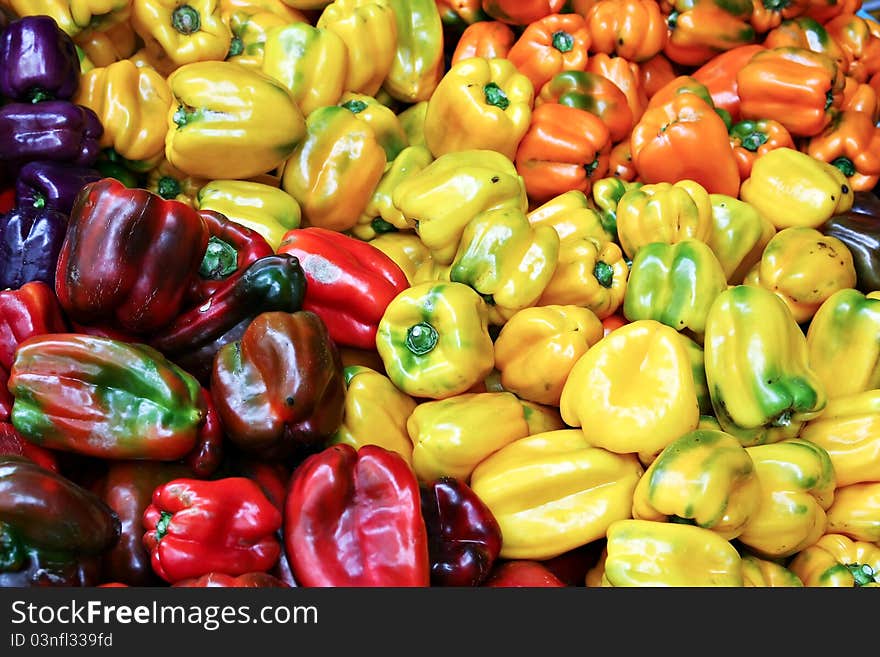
[831,156,856,178]
[155,511,173,541]
[370,217,397,234]
[594,261,614,288]
[27,88,52,104]
[199,236,239,280]
[156,176,182,200]
[551,30,574,53]
[0,522,23,572]
[847,563,878,586]
[227,35,244,58]
[32,194,46,210]
[341,99,368,114]
[405,322,439,356]
[172,5,201,35]
[484,82,510,111]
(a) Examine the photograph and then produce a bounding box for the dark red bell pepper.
[185,388,224,479]
[0,281,67,421]
[143,477,283,584]
[172,572,289,587]
[54,178,209,335]
[150,254,306,385]
[420,476,502,587]
[0,422,58,473]
[284,443,430,587]
[211,310,345,460]
[484,561,567,587]
[189,209,275,303]
[277,227,410,349]
[0,455,120,587]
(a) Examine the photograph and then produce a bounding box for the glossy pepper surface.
[584,0,667,62]
[729,118,796,181]
[143,476,282,584]
[339,92,408,163]
[212,310,345,459]
[790,533,880,586]
[14,161,102,215]
[825,482,880,544]
[132,0,233,68]
[54,177,209,335]
[0,101,103,169]
[0,15,81,103]
[277,227,410,349]
[0,204,69,292]
[284,443,430,587]
[821,197,880,293]
[450,20,514,66]
[805,108,880,192]
[741,554,804,587]
[382,0,445,103]
[506,12,590,93]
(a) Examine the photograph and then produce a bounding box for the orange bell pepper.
[729,118,796,180]
[514,102,611,204]
[646,75,720,112]
[762,16,850,73]
[630,92,741,197]
[450,21,515,66]
[691,44,766,123]
[749,0,812,35]
[664,2,757,67]
[802,0,862,24]
[823,13,880,83]
[804,109,880,192]
[608,141,638,182]
[639,53,678,100]
[507,13,591,93]
[480,0,567,26]
[586,52,648,125]
[584,0,668,63]
[841,76,880,122]
[736,46,846,137]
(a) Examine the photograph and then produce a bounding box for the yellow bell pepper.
[338,92,409,162]
[743,227,857,324]
[799,390,880,488]
[220,0,306,20]
[408,391,529,483]
[603,519,744,587]
[470,429,644,560]
[631,429,762,540]
[146,159,207,206]
[706,193,777,284]
[527,190,611,246]
[520,400,566,435]
[375,281,495,400]
[616,180,714,261]
[703,284,828,446]
[351,145,433,241]
[423,56,534,161]
[825,482,880,544]
[278,0,330,8]
[397,100,428,149]
[74,19,138,67]
[128,46,177,77]
[3,0,130,37]
[493,304,604,407]
[132,0,233,68]
[805,289,880,399]
[589,176,644,244]
[682,334,713,416]
[739,439,836,558]
[280,105,386,233]
[789,533,880,587]
[391,149,528,265]
[75,59,173,164]
[382,0,445,103]
[316,0,398,97]
[196,179,301,249]
[331,365,417,467]
[367,232,432,286]
[223,5,298,69]
[559,319,701,459]
[166,60,306,180]
[448,206,560,325]
[261,22,348,117]
[739,147,855,230]
[741,554,804,587]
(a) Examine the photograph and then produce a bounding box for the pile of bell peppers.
[0,0,879,589]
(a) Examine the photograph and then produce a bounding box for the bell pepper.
[420,476,502,587]
[789,533,880,586]
[800,389,880,487]
[631,428,761,540]
[381,0,444,103]
[615,179,714,260]
[367,231,432,286]
[521,400,566,435]
[96,461,192,586]
[1,0,131,38]
[743,227,857,323]
[338,93,408,163]
[665,0,757,66]
[284,443,430,587]
[644,74,719,114]
[602,519,744,586]
[166,60,306,180]
[825,482,880,544]
[132,0,233,68]
[536,70,634,145]
[741,553,804,587]
[514,103,611,204]
[639,53,678,100]
[480,0,566,25]
[422,56,534,161]
[277,227,409,349]
[691,43,766,123]
[315,0,397,97]
[841,77,880,122]
[127,45,177,77]
[14,161,102,215]
[0,204,69,291]
[821,205,880,293]
[212,310,345,459]
[762,16,849,73]
[729,118,796,181]
[470,429,644,560]
[485,560,566,587]
[260,22,347,117]
[494,304,604,407]
[196,179,300,250]
[173,571,289,587]
[588,176,643,241]
[584,0,667,62]
[706,193,777,284]
[528,188,614,246]
[0,101,103,169]
[375,281,495,400]
[143,476,282,583]
[630,93,741,198]
[736,46,845,137]
[749,0,811,34]
[74,17,139,68]
[0,15,81,104]
[506,12,590,93]
[391,149,528,265]
[280,104,386,234]
[0,423,58,473]
[623,238,728,340]
[680,333,713,416]
[408,391,529,483]
[397,100,429,149]
[54,177,209,334]
[448,206,560,325]
[805,108,880,192]
[740,147,854,230]
[586,52,648,125]
[560,319,701,459]
[183,387,224,479]
[146,159,205,207]
[824,13,880,83]
[450,20,514,66]
[0,455,121,587]
[223,5,296,69]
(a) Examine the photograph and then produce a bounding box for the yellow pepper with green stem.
[132,0,232,68]
[789,533,880,586]
[222,4,299,68]
[338,92,409,162]
[146,158,207,206]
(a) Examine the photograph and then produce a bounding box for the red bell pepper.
[277,227,410,350]
[0,422,58,473]
[143,477,283,584]
[691,44,765,124]
[185,388,224,479]
[484,560,566,587]
[172,572,289,587]
[284,444,430,587]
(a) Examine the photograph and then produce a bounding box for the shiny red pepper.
[172,572,289,587]
[0,422,58,473]
[284,444,430,587]
[277,227,410,350]
[143,477,283,584]
[484,560,567,587]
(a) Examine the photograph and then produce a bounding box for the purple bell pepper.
[15,161,102,215]
[0,204,68,290]
[0,15,80,104]
[0,101,102,169]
